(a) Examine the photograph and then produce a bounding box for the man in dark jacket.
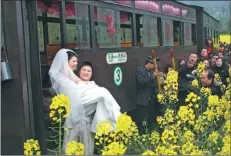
[178,52,198,106]
[135,56,159,131]
[201,69,221,96]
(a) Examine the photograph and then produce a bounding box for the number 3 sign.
[113,66,123,87]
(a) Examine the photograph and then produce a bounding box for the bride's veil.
[48,48,85,124]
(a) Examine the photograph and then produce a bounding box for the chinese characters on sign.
[106,52,127,64]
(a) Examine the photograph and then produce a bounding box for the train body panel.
[75,46,196,112]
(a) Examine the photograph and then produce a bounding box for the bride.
[48,48,121,154]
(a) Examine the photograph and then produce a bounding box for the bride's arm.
[73,75,82,84]
[68,70,82,84]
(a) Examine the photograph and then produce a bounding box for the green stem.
[59,115,62,156]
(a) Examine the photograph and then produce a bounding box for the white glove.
[214,79,223,86]
[192,70,197,75]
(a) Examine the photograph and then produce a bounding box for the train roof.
[182,4,219,23]
[172,0,219,22]
[202,10,219,23]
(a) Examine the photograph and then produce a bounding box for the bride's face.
[79,65,92,81]
[68,56,78,70]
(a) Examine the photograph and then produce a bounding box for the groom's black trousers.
[134,97,161,132]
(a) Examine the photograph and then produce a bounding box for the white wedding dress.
[48,49,121,155]
[64,80,121,132]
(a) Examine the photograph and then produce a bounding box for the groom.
[135,56,159,132]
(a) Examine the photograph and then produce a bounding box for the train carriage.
[1,0,220,154]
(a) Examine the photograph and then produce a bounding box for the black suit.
[136,67,156,106]
[178,63,196,106]
[135,66,157,131]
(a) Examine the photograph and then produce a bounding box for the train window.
[157,18,162,46]
[37,21,45,52]
[143,16,159,47]
[48,22,61,44]
[120,11,133,47]
[211,29,213,39]
[216,31,219,43]
[208,28,210,38]
[192,24,196,45]
[162,19,173,46]
[182,8,196,20]
[66,3,90,49]
[135,14,160,47]
[214,30,217,43]
[44,2,61,45]
[183,22,192,46]
[204,27,207,41]
[95,7,121,48]
[211,29,213,40]
[94,7,133,48]
[66,24,76,45]
[135,14,143,47]
[173,21,181,46]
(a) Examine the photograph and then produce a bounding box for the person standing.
[178,52,198,106]
[204,38,214,55]
[135,56,159,132]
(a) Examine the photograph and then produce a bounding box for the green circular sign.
[113,66,123,86]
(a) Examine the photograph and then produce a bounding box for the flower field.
[24,65,231,155]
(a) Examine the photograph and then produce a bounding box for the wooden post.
[152,50,162,94]
[170,48,176,70]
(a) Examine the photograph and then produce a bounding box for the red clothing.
[204,46,214,54]
[201,55,209,60]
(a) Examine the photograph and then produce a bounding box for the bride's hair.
[66,51,78,61]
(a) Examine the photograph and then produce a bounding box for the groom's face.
[68,56,78,70]
[79,65,92,81]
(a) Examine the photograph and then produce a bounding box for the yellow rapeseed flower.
[24,139,41,155]
[49,94,70,123]
[217,135,231,155]
[177,106,195,125]
[65,140,84,155]
[101,142,127,155]
[200,87,211,97]
[142,150,155,155]
[183,130,195,143]
[180,141,201,155]
[223,120,231,134]
[149,131,160,146]
[157,94,166,104]
[208,131,219,144]
[96,120,113,136]
[115,113,138,137]
[191,79,199,88]
[155,145,178,155]
[197,62,205,76]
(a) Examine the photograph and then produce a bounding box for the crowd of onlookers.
[178,38,230,105]
[134,38,231,131]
